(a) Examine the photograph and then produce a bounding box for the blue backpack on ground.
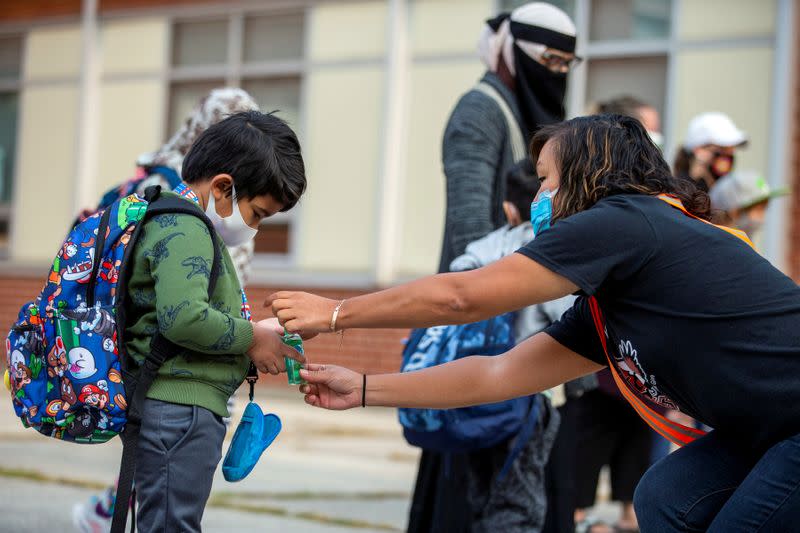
[5,185,221,532]
[399,313,540,481]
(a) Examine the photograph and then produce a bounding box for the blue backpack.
[399,313,541,481]
[5,185,221,531]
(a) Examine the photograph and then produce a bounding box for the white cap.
[511,2,577,36]
[709,170,787,212]
[684,112,748,150]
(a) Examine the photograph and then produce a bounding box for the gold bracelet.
[330,299,346,332]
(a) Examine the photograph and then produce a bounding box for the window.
[589,0,670,41]
[168,12,305,260]
[582,0,671,119]
[0,35,21,250]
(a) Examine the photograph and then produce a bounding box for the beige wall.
[97,18,168,191]
[296,66,384,273]
[410,0,492,56]
[398,61,483,277]
[673,46,774,179]
[680,0,776,40]
[308,1,387,61]
[13,19,168,262]
[295,1,388,274]
[97,80,165,191]
[14,85,81,262]
[13,25,82,262]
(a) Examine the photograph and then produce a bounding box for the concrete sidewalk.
[0,384,419,532]
[0,384,620,532]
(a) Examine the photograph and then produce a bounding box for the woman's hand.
[299,364,362,410]
[266,291,339,335]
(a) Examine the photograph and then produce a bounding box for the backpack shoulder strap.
[111,186,224,533]
[142,186,222,298]
[473,81,527,162]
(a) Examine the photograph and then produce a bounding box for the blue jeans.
[634,430,800,532]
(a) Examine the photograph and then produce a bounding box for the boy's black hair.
[505,159,541,221]
[182,110,306,211]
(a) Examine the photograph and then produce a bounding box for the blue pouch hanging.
[222,402,281,482]
[222,363,282,482]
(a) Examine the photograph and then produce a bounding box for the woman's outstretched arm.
[299,332,602,410]
[269,254,578,335]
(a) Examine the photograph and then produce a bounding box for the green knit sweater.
[124,192,254,417]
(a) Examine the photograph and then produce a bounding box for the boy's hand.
[266,291,338,335]
[247,321,306,375]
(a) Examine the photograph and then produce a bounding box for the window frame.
[166,7,307,269]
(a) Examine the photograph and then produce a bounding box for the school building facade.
[0,0,798,373]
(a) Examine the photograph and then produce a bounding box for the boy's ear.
[210,174,234,198]
[503,201,522,227]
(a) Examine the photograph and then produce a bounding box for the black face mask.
[709,152,735,180]
[513,44,568,136]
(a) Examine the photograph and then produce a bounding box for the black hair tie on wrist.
[362,374,367,408]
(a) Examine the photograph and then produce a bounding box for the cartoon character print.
[67,347,98,380]
[78,381,109,410]
[117,195,147,227]
[61,305,116,343]
[62,241,78,260]
[61,377,77,411]
[8,347,32,392]
[612,339,677,410]
[47,339,69,378]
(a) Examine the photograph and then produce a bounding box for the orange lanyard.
[587,195,753,446]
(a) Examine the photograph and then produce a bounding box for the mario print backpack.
[5,186,221,444]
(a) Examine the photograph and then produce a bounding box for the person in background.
[72,88,263,533]
[593,95,662,149]
[438,1,579,272]
[448,164,564,532]
[673,112,748,193]
[709,169,788,245]
[417,3,579,531]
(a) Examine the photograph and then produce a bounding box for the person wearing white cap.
[673,112,748,192]
[416,3,579,532]
[709,169,788,242]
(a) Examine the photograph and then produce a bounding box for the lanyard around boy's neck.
[173,182,201,205]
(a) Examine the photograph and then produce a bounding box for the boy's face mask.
[530,188,558,238]
[205,183,259,247]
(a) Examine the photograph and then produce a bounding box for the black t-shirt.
[517,194,800,449]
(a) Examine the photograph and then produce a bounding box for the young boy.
[126,110,306,531]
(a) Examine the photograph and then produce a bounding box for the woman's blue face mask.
[530,188,558,238]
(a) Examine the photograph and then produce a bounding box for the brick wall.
[790,5,800,281]
[0,277,409,383]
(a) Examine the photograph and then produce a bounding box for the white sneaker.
[72,494,112,533]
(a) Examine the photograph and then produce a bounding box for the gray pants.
[134,399,225,533]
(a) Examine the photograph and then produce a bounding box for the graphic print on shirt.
[604,326,678,410]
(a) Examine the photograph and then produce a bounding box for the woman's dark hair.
[531,114,710,221]
[182,110,306,211]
